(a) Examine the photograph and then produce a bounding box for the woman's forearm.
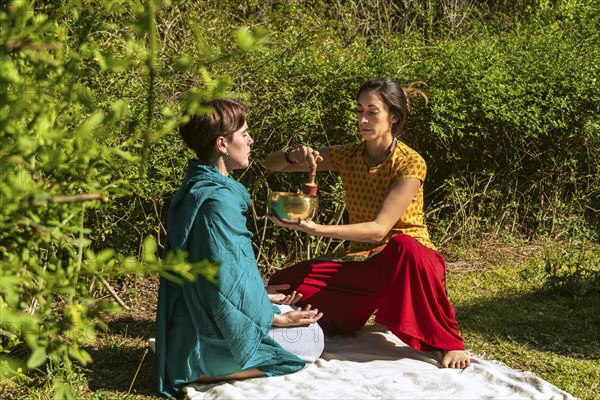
[312,221,388,244]
[304,178,421,243]
[264,146,328,172]
[263,149,310,172]
[263,149,293,172]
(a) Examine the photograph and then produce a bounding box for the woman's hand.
[286,146,322,169]
[265,284,303,305]
[267,215,318,235]
[272,304,323,328]
[263,146,333,172]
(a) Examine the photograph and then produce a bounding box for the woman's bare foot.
[441,350,470,369]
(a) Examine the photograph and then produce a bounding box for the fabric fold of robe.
[153,160,305,398]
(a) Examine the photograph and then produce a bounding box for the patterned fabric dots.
[330,140,435,251]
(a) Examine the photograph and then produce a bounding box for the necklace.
[363,138,397,169]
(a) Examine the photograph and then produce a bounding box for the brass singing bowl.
[267,191,318,222]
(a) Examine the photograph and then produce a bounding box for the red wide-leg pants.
[268,234,464,351]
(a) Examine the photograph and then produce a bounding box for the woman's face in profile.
[225,121,253,170]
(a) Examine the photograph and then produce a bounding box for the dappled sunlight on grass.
[448,249,600,400]
[456,289,599,359]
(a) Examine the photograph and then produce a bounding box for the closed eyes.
[356,109,379,115]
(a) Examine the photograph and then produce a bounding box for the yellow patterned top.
[330,140,435,252]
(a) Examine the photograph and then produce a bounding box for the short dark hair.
[179,99,248,161]
[357,78,428,136]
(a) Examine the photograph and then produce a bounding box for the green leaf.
[108,99,129,121]
[112,148,138,162]
[194,31,217,60]
[67,346,92,365]
[74,84,96,107]
[27,347,47,369]
[235,26,255,52]
[73,112,104,137]
[32,193,53,206]
[72,238,92,249]
[143,235,157,262]
[0,61,22,84]
[175,55,193,70]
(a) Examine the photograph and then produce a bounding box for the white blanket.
[183,325,576,400]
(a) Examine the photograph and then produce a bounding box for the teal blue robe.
[153,160,305,398]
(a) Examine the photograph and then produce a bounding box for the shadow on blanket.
[320,324,441,366]
[184,324,440,397]
[184,324,576,400]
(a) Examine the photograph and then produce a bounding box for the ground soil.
[85,276,161,398]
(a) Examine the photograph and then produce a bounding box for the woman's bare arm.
[270,177,422,243]
[263,146,335,172]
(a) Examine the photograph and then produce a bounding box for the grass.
[446,240,600,400]
[3,240,598,399]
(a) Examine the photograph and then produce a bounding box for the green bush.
[227,6,599,252]
[536,237,600,296]
[412,20,599,244]
[0,0,247,390]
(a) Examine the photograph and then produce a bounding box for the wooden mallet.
[303,151,320,196]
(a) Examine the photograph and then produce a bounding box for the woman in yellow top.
[264,77,470,369]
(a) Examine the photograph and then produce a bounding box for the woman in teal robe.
[153,100,324,398]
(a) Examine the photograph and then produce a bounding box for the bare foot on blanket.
[441,350,470,369]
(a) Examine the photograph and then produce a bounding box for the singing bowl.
[267,191,318,222]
